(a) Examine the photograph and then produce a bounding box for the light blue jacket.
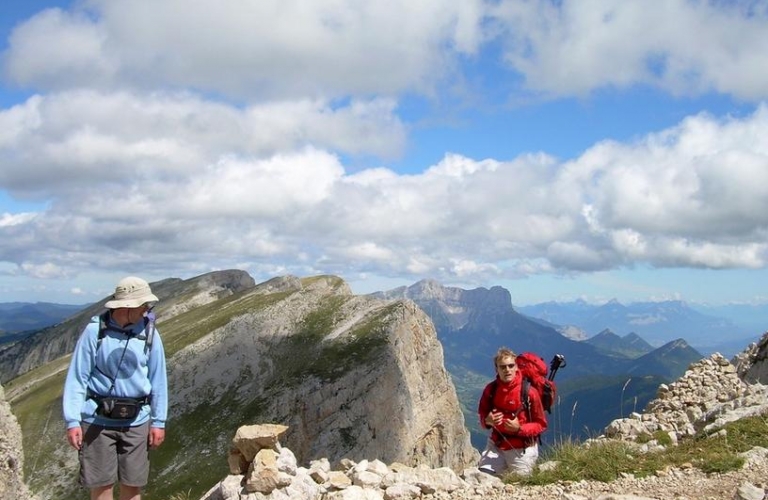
[62,313,168,429]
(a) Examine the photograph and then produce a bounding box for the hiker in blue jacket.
[63,276,168,500]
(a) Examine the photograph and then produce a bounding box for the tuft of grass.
[166,490,192,500]
[517,412,768,486]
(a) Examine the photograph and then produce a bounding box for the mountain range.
[517,298,764,357]
[371,279,704,447]
[0,302,85,341]
[4,272,761,499]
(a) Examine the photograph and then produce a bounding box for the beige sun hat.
[104,276,159,309]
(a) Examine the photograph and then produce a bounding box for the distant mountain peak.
[595,328,618,338]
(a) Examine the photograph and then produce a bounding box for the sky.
[0,0,767,307]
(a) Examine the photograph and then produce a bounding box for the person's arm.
[477,382,496,429]
[147,330,168,427]
[62,322,98,449]
[147,329,168,442]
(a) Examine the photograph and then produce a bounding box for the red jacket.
[477,370,547,450]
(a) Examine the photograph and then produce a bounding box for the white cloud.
[491,0,768,100]
[0,212,37,227]
[3,8,116,90]
[1,103,767,284]
[1,0,767,293]
[20,261,70,279]
[0,90,406,194]
[3,0,485,99]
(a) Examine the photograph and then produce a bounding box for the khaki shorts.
[79,422,150,488]
[478,438,539,476]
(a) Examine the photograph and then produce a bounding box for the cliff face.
[371,278,512,332]
[734,330,768,384]
[166,276,477,478]
[0,383,37,500]
[11,273,476,500]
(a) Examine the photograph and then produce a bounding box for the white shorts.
[477,438,538,477]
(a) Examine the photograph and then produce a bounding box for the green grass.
[274,298,393,384]
[514,411,768,485]
[159,288,291,356]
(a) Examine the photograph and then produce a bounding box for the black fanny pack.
[89,392,150,421]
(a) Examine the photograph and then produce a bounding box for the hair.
[493,347,517,367]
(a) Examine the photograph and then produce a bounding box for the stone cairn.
[200,423,501,500]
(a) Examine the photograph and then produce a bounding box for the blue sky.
[1,0,767,311]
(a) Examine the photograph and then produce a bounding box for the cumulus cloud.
[0,90,405,194]
[1,0,767,294]
[3,0,484,99]
[4,1,768,103]
[0,99,766,284]
[491,0,768,99]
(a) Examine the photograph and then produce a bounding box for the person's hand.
[67,427,83,450]
[501,415,521,433]
[485,410,504,428]
[149,427,166,449]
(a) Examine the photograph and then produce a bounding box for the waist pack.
[90,393,150,421]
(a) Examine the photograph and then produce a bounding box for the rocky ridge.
[201,332,768,500]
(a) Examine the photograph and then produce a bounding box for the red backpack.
[515,352,557,416]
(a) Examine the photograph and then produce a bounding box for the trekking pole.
[549,354,566,381]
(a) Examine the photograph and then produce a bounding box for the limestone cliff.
[166,275,477,476]
[734,330,768,384]
[0,383,37,500]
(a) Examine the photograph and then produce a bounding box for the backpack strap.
[521,376,532,421]
[142,311,156,354]
[520,376,544,445]
[488,378,498,407]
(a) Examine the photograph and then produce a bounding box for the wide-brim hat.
[104,276,159,309]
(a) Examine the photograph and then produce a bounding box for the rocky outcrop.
[167,275,478,471]
[603,332,768,443]
[734,330,768,384]
[202,423,500,500]
[0,383,37,500]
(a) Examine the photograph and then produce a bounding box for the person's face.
[127,303,150,324]
[496,356,517,382]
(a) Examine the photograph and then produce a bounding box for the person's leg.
[477,438,507,475]
[118,484,141,500]
[116,423,150,495]
[502,444,539,476]
[90,484,114,500]
[81,424,118,495]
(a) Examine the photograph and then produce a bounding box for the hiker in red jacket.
[477,347,547,476]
